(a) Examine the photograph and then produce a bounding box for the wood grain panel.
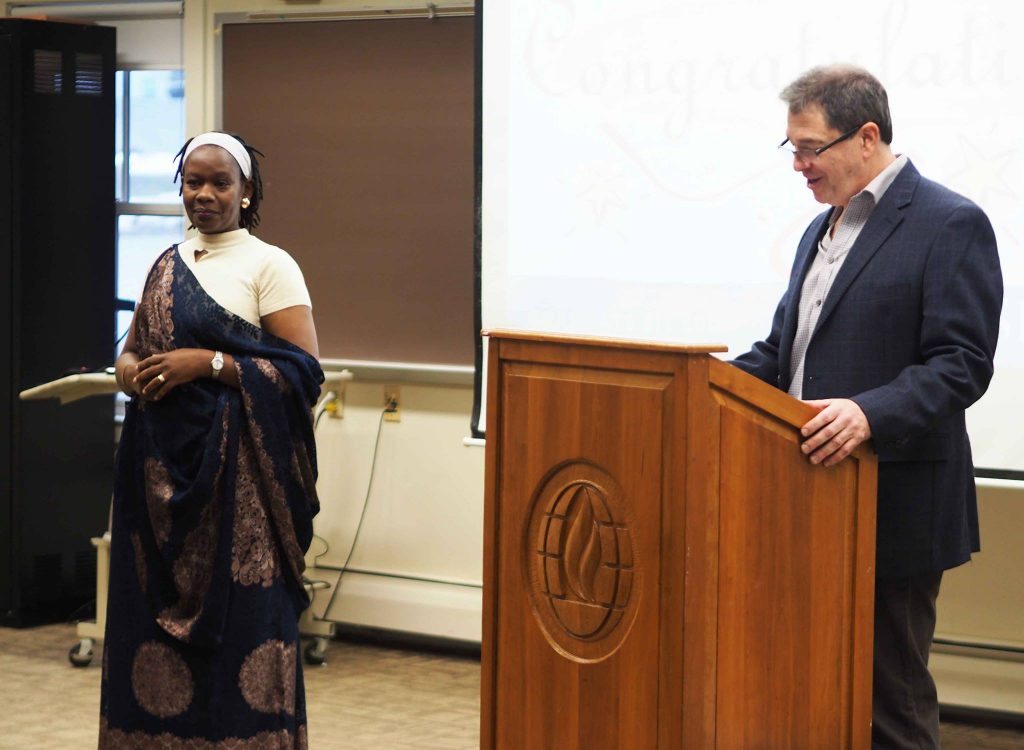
[713,393,867,750]
[492,352,674,749]
[681,355,721,747]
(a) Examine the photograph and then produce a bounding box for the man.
[732,65,1002,749]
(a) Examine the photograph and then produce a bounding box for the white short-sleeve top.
[175,228,312,328]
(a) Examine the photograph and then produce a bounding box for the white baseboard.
[932,645,1024,716]
[306,568,483,643]
[302,569,1024,719]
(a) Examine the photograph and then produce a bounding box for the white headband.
[183,132,252,179]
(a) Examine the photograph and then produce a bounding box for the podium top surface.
[483,329,728,354]
[20,369,352,406]
[19,372,119,405]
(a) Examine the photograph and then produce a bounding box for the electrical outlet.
[321,369,353,419]
[383,385,401,422]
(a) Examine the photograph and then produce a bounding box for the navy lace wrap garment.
[100,246,323,749]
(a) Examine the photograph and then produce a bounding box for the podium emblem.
[526,461,638,662]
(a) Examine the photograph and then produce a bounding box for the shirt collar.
[195,227,250,251]
[829,153,908,227]
[861,153,908,203]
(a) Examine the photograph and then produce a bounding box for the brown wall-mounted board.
[222,17,475,364]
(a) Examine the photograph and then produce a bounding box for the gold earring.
[241,197,251,209]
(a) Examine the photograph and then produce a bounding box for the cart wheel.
[68,639,94,668]
[303,638,327,666]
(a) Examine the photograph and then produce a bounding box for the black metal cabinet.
[0,19,116,626]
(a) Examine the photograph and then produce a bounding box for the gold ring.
[157,373,166,384]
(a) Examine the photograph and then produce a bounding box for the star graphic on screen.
[946,132,1018,206]
[576,165,629,224]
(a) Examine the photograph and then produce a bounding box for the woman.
[102,132,322,749]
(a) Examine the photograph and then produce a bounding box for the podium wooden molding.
[481,331,877,749]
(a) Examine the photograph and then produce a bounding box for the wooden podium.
[481,332,877,749]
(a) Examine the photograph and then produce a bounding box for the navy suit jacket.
[732,161,1002,578]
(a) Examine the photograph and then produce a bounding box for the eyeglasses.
[778,124,864,162]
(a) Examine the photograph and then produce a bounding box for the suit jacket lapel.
[811,161,919,337]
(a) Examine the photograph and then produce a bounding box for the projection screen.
[481,0,1023,473]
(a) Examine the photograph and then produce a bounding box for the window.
[115,69,185,348]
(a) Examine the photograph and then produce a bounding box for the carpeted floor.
[0,623,1019,749]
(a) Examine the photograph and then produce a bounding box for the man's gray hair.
[781,65,893,144]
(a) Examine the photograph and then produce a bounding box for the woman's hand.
[116,358,144,398]
[134,349,214,401]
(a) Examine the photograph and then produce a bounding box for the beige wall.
[932,480,1024,713]
[938,480,1024,648]
[312,376,484,586]
[303,367,484,641]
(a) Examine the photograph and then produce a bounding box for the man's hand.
[799,398,872,467]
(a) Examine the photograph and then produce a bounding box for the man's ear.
[860,122,882,154]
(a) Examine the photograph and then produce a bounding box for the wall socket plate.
[383,385,401,422]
